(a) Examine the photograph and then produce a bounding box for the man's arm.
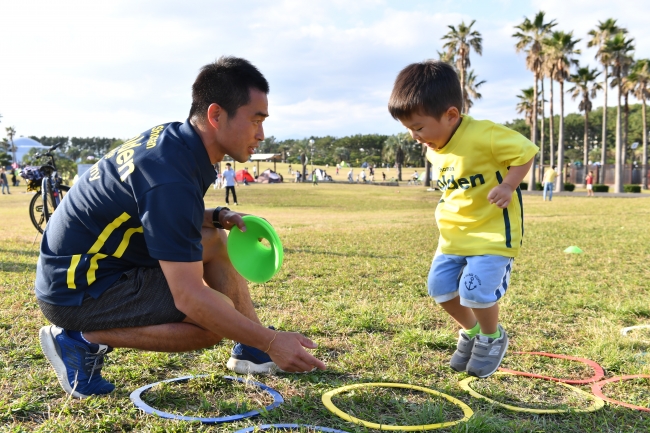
[487,157,534,209]
[159,260,325,372]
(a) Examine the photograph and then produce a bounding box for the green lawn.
[1,183,649,432]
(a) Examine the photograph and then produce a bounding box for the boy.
[388,61,538,378]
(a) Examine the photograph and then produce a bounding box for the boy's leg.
[428,254,479,372]
[232,187,238,205]
[458,255,513,378]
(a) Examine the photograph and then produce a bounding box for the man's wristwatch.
[212,206,230,229]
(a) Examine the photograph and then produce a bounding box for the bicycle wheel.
[41,178,56,225]
[29,192,47,234]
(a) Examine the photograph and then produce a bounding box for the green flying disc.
[227,215,284,283]
[564,246,583,254]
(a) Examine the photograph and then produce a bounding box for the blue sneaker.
[39,325,115,398]
[226,326,280,375]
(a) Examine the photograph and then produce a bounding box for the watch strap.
[212,206,230,229]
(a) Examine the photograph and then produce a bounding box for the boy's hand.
[487,184,515,209]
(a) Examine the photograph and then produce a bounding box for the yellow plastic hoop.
[458,372,605,414]
[321,382,473,431]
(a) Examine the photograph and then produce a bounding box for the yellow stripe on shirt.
[87,253,108,286]
[66,212,132,289]
[88,212,131,254]
[112,226,144,258]
[66,254,82,289]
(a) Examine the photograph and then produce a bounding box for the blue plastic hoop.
[130,375,284,424]
[235,424,349,433]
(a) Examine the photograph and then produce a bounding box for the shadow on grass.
[285,247,399,259]
[0,261,38,273]
[0,247,40,258]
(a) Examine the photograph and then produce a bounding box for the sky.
[0,0,648,141]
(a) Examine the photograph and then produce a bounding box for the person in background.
[585,170,594,197]
[542,166,557,201]
[1,168,10,194]
[223,163,239,204]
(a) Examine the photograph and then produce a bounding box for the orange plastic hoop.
[591,375,650,412]
[498,351,605,384]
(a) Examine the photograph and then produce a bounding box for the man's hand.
[266,332,327,373]
[219,209,246,232]
[487,183,515,209]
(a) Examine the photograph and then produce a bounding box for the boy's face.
[399,107,461,151]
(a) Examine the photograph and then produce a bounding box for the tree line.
[513,12,648,192]
[2,13,647,189]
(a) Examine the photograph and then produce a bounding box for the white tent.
[13,137,49,162]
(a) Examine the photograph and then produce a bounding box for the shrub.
[624,184,641,193]
[564,183,575,192]
[536,182,543,191]
[593,184,609,193]
[519,182,528,190]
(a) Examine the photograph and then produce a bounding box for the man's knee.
[201,226,228,262]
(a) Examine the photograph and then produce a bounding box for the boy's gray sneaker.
[466,324,509,378]
[450,330,476,372]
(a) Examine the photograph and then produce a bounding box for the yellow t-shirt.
[542,168,558,183]
[427,115,539,258]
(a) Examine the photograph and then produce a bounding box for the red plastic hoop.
[498,351,605,384]
[591,375,650,412]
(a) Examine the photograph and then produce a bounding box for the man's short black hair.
[189,56,269,120]
[388,60,462,120]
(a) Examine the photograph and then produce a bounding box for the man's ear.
[207,103,225,130]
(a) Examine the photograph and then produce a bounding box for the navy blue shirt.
[35,120,216,306]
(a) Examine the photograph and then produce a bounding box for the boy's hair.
[226,162,232,167]
[189,56,269,121]
[388,60,462,120]
[551,165,556,169]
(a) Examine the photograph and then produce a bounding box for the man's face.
[399,108,459,151]
[218,88,268,163]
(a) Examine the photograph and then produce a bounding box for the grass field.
[1,182,650,432]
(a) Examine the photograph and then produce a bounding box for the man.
[36,57,326,399]
[223,162,239,203]
[0,168,9,194]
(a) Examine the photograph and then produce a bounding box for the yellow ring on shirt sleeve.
[321,382,473,431]
[458,372,605,414]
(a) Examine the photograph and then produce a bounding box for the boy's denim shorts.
[427,253,514,308]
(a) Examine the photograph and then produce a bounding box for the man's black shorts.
[37,267,186,331]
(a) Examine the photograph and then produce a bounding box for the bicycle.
[21,142,71,234]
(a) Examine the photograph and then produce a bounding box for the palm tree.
[464,70,485,114]
[624,59,650,189]
[442,20,483,114]
[588,19,627,184]
[437,50,456,67]
[604,32,635,193]
[544,30,581,191]
[568,67,602,182]
[383,133,414,181]
[516,87,536,127]
[5,126,16,164]
[513,11,556,190]
[543,51,557,177]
